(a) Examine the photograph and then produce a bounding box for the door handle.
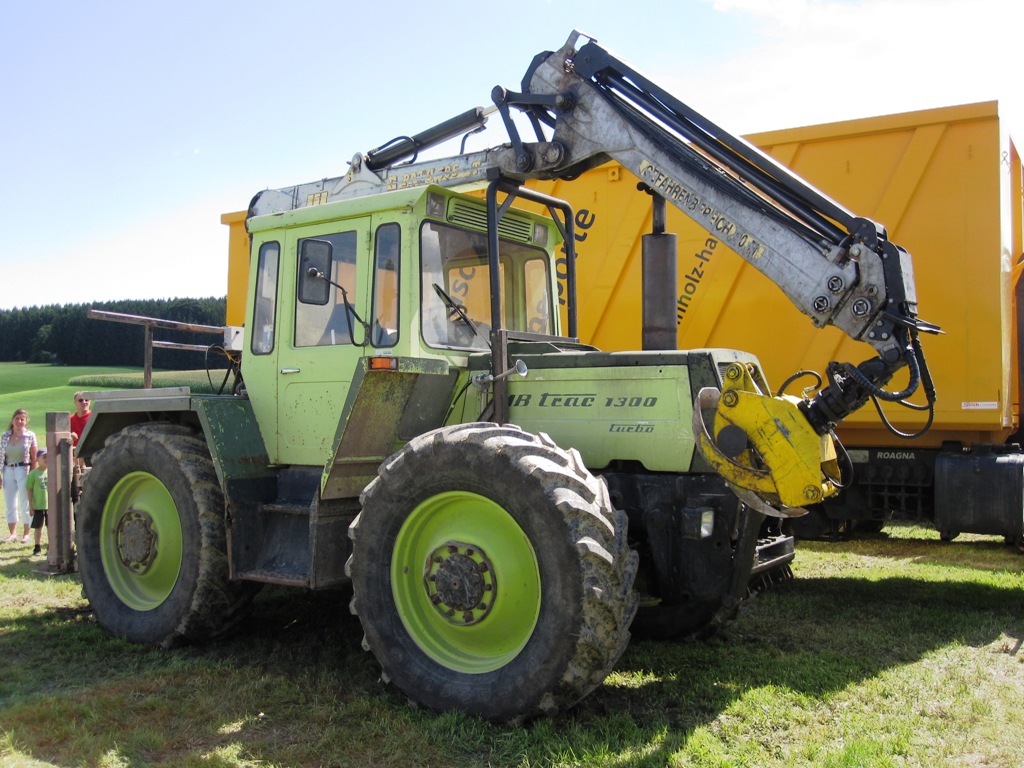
[280,368,301,375]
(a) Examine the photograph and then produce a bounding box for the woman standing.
[0,409,38,543]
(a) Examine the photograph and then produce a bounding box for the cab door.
[274,220,371,467]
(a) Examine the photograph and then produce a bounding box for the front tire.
[347,423,638,722]
[77,423,257,647]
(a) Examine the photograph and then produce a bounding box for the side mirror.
[298,239,333,305]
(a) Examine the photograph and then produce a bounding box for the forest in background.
[0,297,228,369]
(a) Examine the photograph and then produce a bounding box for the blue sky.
[1,0,1018,310]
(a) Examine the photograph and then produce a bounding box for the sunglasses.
[76,399,89,404]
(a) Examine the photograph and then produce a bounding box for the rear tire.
[347,423,638,722]
[77,423,258,647]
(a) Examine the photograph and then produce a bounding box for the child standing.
[25,448,48,556]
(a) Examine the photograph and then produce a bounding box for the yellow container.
[221,210,250,328]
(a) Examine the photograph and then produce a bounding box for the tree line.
[0,297,229,369]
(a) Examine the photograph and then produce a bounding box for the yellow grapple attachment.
[693,362,840,517]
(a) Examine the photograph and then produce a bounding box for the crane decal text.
[637,160,768,263]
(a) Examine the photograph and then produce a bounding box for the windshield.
[420,221,553,351]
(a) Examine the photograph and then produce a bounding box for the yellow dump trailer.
[225,101,1024,540]
[516,101,1024,539]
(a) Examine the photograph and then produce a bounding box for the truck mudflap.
[935,447,1024,543]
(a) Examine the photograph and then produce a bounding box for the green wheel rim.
[391,490,541,674]
[99,471,183,611]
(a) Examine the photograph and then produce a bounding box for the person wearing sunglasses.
[70,393,92,469]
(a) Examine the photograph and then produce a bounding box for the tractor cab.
[241,184,569,467]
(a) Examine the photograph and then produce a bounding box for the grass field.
[1,526,1022,767]
[1,364,1023,766]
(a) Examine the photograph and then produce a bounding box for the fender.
[77,390,273,501]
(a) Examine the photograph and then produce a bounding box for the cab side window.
[524,257,552,335]
[295,231,358,347]
[251,241,280,355]
[371,223,400,347]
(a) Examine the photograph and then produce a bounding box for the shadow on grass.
[2,552,1023,767]
[797,521,1023,572]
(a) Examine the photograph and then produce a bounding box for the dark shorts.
[30,510,47,529]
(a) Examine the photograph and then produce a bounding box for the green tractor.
[77,181,790,720]
[75,32,935,722]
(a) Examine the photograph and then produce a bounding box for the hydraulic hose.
[799,327,934,437]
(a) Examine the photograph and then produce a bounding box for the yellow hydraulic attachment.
[693,363,841,517]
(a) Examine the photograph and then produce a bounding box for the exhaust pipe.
[642,193,678,350]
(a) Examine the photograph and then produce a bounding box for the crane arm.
[505,32,939,437]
